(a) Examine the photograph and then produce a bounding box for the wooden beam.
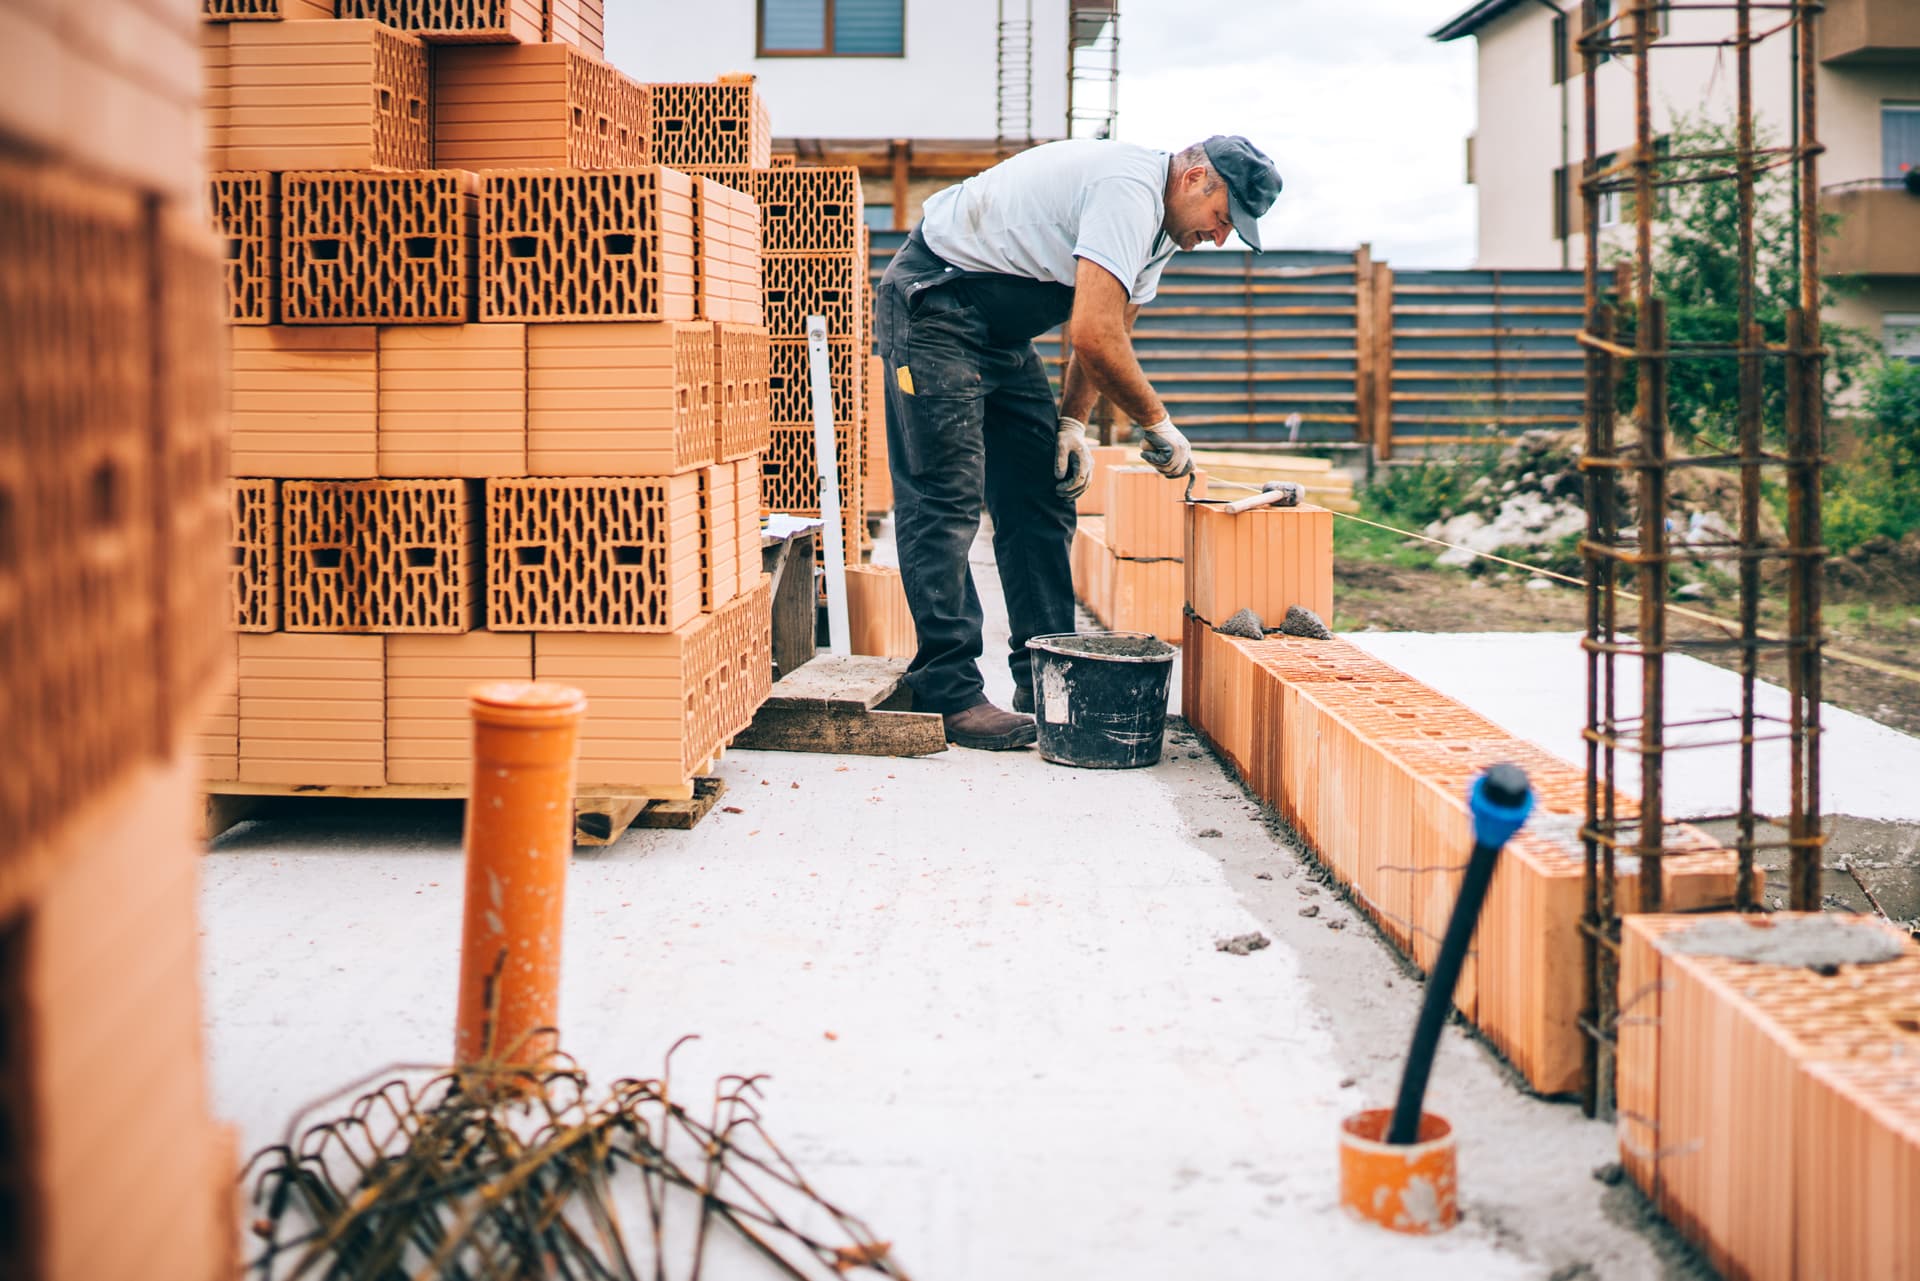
[890,138,909,231]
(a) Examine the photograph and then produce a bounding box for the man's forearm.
[1072,333,1166,427]
[1060,351,1099,422]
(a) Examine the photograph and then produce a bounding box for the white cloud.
[1111,0,1483,267]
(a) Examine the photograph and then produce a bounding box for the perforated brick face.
[336,0,543,42]
[645,82,770,169]
[767,336,860,424]
[281,479,482,632]
[762,252,863,339]
[480,168,695,321]
[751,168,864,255]
[281,171,477,324]
[230,479,280,631]
[713,323,770,461]
[487,475,702,632]
[211,172,276,324]
[201,0,333,18]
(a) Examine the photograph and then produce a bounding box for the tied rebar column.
[1574,0,1827,1118]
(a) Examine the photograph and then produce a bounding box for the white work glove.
[1139,415,1193,479]
[1054,415,1095,499]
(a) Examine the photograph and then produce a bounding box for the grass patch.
[1334,505,1446,571]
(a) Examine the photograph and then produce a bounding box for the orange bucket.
[1339,1108,1459,1234]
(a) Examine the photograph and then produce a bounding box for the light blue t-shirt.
[919,139,1177,305]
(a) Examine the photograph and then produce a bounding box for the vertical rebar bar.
[1734,0,1761,911]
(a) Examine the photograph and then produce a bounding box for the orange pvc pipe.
[454,681,587,1069]
[1338,1107,1459,1234]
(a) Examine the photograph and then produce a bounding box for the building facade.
[1434,0,1920,355]
[606,0,1121,229]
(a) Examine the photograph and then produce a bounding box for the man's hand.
[1054,416,1095,499]
[1139,416,1192,478]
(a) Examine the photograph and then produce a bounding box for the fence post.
[1354,243,1373,450]
[1373,262,1396,462]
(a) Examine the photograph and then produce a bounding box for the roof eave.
[1429,0,1528,41]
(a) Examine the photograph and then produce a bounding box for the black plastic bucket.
[1024,631,1177,769]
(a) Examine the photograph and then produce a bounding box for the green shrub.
[1825,359,1920,553]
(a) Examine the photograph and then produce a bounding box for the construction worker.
[876,135,1283,749]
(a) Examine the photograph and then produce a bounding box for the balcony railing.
[1821,0,1920,64]
[1822,179,1920,276]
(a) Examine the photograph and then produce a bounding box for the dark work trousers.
[876,228,1079,714]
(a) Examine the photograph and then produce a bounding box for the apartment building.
[1433,0,1920,356]
[606,1,1121,229]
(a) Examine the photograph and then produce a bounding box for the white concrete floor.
[1349,632,1920,825]
[202,536,1715,1279]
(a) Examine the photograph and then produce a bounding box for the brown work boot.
[943,700,1037,751]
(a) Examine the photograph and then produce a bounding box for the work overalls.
[876,227,1079,714]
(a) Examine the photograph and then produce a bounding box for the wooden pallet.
[203,776,728,846]
[733,652,945,757]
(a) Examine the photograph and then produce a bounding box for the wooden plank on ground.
[734,653,947,757]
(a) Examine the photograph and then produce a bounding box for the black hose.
[1386,763,1533,1146]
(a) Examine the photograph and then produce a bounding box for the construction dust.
[1664,916,1909,968]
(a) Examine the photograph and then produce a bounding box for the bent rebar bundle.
[242,1039,908,1281]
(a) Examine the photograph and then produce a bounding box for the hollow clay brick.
[762,250,864,339]
[384,631,533,784]
[480,167,696,322]
[699,463,740,613]
[203,0,335,18]
[487,475,703,632]
[377,323,527,476]
[210,21,430,173]
[229,325,378,477]
[1108,557,1183,643]
[281,169,478,325]
[229,478,280,631]
[691,175,763,325]
[525,321,713,475]
[734,454,762,578]
[432,43,645,169]
[713,322,771,461]
[532,624,715,791]
[1184,500,1335,629]
[546,0,605,59]
[237,632,385,785]
[1073,446,1131,517]
[767,336,860,425]
[863,354,892,513]
[1105,464,1206,560]
[645,80,771,171]
[338,0,544,45]
[210,171,277,323]
[750,166,862,254]
[22,757,232,1281]
[281,479,483,632]
[846,564,916,660]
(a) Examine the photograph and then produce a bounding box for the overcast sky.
[1114,0,1480,268]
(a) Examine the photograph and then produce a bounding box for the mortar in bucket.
[1024,631,1176,769]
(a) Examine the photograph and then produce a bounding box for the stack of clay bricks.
[199,0,777,801]
[1069,465,1206,641]
[1,0,239,1275]
[674,131,872,559]
[1182,629,1755,1097]
[1618,914,1920,1280]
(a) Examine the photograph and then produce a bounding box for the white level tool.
[805,315,851,655]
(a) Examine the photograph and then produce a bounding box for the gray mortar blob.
[1216,608,1265,640]
[1665,915,1909,968]
[1277,605,1334,640]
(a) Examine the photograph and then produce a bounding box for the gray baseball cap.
[1202,135,1283,252]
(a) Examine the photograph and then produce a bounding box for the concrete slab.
[1348,631,1920,824]
[201,544,1705,1278]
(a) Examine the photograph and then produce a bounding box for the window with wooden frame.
[758,0,905,57]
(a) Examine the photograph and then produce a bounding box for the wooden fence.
[867,232,1587,458]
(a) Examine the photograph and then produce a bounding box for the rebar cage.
[1576,0,1827,1116]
